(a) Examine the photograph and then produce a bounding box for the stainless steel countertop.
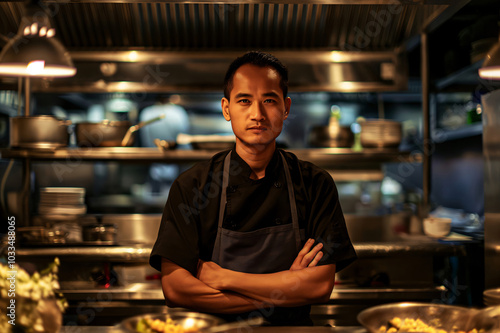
[60,326,367,333]
[17,237,468,261]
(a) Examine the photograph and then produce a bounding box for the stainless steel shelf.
[16,238,466,262]
[0,147,422,167]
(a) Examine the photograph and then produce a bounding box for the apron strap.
[280,151,302,252]
[212,151,232,263]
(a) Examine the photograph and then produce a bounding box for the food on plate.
[135,317,197,333]
[378,317,483,333]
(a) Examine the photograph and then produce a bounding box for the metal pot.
[309,124,354,148]
[75,115,165,147]
[10,116,71,149]
[360,119,402,149]
[82,223,117,242]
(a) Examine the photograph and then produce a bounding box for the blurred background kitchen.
[0,0,499,327]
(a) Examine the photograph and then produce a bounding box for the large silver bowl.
[119,311,225,333]
[357,302,498,333]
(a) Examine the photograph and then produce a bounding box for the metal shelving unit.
[0,147,422,166]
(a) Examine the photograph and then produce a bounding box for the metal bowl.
[119,311,225,333]
[357,302,498,333]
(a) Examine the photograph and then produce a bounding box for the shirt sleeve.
[306,169,357,272]
[149,179,200,275]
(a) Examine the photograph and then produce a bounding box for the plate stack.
[484,288,500,307]
[39,187,87,221]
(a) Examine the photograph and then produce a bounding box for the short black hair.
[223,51,289,100]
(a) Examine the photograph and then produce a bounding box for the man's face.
[221,64,291,150]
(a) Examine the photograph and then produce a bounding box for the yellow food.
[378,317,483,333]
[136,317,191,333]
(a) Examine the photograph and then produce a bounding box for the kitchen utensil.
[309,125,354,148]
[76,115,165,147]
[121,114,165,146]
[360,119,402,149]
[423,217,452,238]
[119,311,264,333]
[10,115,71,149]
[82,223,117,242]
[357,302,498,333]
[154,138,178,151]
[76,120,131,147]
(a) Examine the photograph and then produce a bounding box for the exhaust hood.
[0,1,467,93]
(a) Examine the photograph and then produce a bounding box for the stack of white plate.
[39,187,87,220]
[484,288,500,307]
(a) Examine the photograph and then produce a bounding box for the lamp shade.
[479,38,500,80]
[0,33,76,77]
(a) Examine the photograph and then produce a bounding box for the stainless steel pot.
[360,119,402,149]
[75,115,165,147]
[10,116,71,149]
[309,124,354,148]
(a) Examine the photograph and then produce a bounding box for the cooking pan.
[10,115,71,149]
[357,302,499,333]
[76,114,165,147]
[119,311,264,333]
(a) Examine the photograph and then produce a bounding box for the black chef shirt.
[150,147,356,274]
[149,148,357,323]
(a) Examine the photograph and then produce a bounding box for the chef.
[149,51,357,325]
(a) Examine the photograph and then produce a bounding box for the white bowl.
[423,217,452,238]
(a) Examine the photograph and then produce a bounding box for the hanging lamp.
[0,1,76,77]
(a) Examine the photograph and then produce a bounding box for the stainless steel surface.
[357,302,497,333]
[16,237,468,261]
[421,32,431,219]
[481,90,500,289]
[359,120,402,149]
[0,2,470,93]
[10,115,70,149]
[59,282,445,302]
[101,214,161,245]
[0,147,422,167]
[344,214,411,242]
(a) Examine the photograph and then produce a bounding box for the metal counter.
[17,237,468,261]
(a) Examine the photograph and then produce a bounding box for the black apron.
[211,151,312,325]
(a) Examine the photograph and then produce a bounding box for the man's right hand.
[289,238,323,271]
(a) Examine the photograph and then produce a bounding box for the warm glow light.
[23,26,30,35]
[30,23,38,35]
[47,29,55,38]
[128,51,138,61]
[39,26,47,37]
[479,67,500,80]
[330,51,345,62]
[26,60,45,75]
[0,64,76,77]
[338,82,357,90]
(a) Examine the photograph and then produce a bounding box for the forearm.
[220,265,335,307]
[161,259,266,314]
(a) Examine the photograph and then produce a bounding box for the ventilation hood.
[0,1,469,93]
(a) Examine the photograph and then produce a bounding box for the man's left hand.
[197,260,226,290]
